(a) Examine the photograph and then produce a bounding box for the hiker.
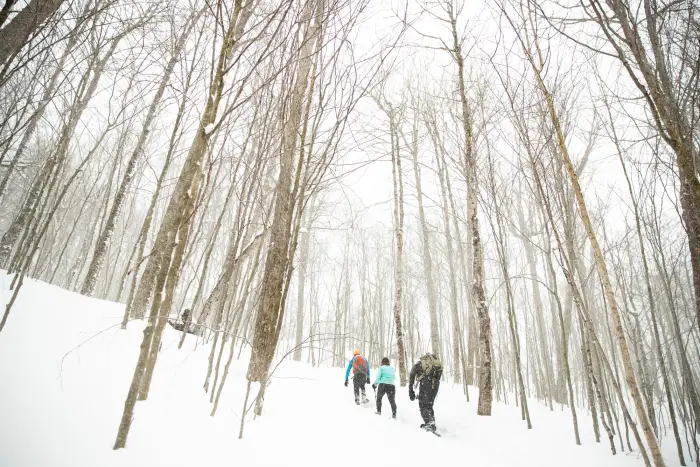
[372,357,396,418]
[409,353,443,432]
[180,308,191,326]
[344,349,371,405]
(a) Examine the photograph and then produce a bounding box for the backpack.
[352,355,368,375]
[417,354,443,383]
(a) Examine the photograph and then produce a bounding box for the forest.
[0,0,698,466]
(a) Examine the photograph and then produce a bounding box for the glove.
[372,384,377,390]
[344,380,348,387]
[409,390,416,401]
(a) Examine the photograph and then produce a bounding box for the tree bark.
[0,0,64,66]
[0,0,18,28]
[0,31,124,268]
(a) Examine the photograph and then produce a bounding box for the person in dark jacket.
[372,357,397,418]
[409,353,442,432]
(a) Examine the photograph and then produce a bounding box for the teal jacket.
[373,364,395,385]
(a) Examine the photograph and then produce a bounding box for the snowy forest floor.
[0,271,683,467]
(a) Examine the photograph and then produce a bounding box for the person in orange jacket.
[344,349,370,405]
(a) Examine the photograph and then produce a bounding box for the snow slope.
[0,272,681,467]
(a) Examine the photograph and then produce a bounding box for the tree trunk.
[246,0,324,411]
[386,101,408,387]
[0,0,64,66]
[448,13,492,414]
[534,164,582,445]
[0,0,18,28]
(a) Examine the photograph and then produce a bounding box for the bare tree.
[500,1,665,464]
[113,0,258,448]
[80,7,203,297]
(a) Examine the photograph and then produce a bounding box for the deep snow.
[0,272,683,466]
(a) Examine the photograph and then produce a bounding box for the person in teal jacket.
[372,357,397,418]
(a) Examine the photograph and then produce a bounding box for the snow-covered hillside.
[0,273,681,467]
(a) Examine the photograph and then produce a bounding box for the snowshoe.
[362,397,370,404]
[422,422,441,437]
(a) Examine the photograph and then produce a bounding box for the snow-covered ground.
[0,272,682,466]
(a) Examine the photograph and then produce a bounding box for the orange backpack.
[352,355,368,375]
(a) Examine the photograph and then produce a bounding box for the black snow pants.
[376,383,396,416]
[353,373,367,402]
[418,380,439,425]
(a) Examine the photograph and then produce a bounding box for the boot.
[392,414,396,419]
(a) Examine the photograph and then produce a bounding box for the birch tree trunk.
[447,6,492,414]
[0,0,17,28]
[484,142,531,428]
[126,3,253,321]
[532,160,582,445]
[117,37,200,308]
[387,100,408,387]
